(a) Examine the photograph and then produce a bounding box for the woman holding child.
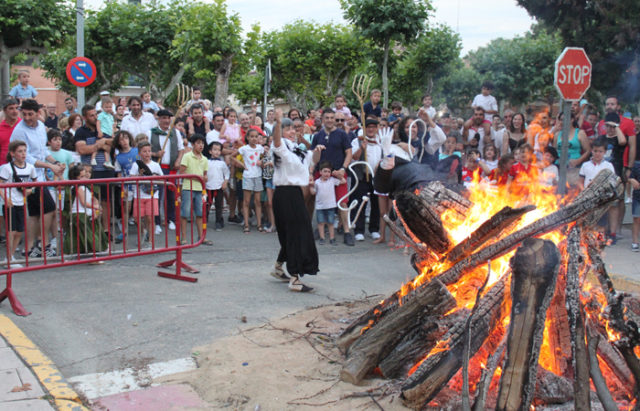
[269,110,322,292]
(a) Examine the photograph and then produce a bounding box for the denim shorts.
[181,190,203,218]
[243,176,264,192]
[316,208,336,224]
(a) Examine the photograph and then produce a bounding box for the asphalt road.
[3,223,411,378]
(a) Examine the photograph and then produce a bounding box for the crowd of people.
[2,70,640,289]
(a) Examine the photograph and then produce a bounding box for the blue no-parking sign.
[65,57,97,88]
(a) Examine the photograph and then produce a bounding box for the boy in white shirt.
[129,142,163,244]
[472,81,498,122]
[579,138,616,240]
[234,129,264,233]
[421,94,436,120]
[310,161,346,245]
[206,142,230,231]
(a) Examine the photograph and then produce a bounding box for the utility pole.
[76,0,85,108]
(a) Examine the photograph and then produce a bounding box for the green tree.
[228,24,264,105]
[40,1,186,104]
[437,65,482,116]
[172,0,243,108]
[255,20,369,110]
[467,29,563,106]
[517,0,640,103]
[340,0,433,108]
[392,24,462,108]
[0,0,72,97]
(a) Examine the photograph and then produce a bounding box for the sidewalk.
[0,315,87,411]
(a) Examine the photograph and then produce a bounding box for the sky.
[84,0,536,56]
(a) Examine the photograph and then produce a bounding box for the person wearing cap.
[148,109,184,232]
[95,90,110,112]
[0,98,21,166]
[601,111,628,244]
[349,118,382,242]
[540,146,559,189]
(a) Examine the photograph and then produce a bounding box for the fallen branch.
[587,329,619,411]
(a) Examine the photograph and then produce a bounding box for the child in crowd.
[94,99,115,169]
[478,144,499,176]
[261,142,276,232]
[179,134,209,245]
[9,71,37,101]
[113,130,138,243]
[0,141,36,266]
[135,133,149,146]
[141,91,160,113]
[472,81,498,122]
[334,95,351,118]
[508,143,537,196]
[205,142,230,231]
[461,148,481,189]
[363,89,382,118]
[388,101,404,125]
[540,146,559,189]
[311,162,346,245]
[235,129,264,233]
[628,161,640,251]
[436,135,462,184]
[129,142,162,245]
[64,164,107,254]
[421,94,436,119]
[488,154,515,188]
[46,129,73,251]
[579,138,616,241]
[220,108,240,146]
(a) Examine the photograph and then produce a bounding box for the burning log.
[496,238,560,411]
[564,226,591,411]
[587,329,619,411]
[416,180,472,219]
[338,170,620,353]
[534,366,575,406]
[545,261,572,377]
[445,205,536,265]
[378,309,468,379]
[400,275,508,409]
[472,335,506,411]
[339,279,455,385]
[395,191,451,253]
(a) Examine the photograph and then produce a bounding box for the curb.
[0,314,89,410]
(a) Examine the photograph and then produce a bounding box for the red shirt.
[239,125,265,144]
[488,168,508,186]
[0,118,21,165]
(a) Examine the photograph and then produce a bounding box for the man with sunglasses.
[311,108,354,246]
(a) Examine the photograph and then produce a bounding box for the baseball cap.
[365,119,379,127]
[99,90,110,96]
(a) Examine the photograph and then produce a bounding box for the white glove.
[380,154,395,170]
[378,127,394,156]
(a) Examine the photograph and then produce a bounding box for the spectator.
[0,98,21,166]
[121,96,157,137]
[420,94,436,120]
[311,108,354,246]
[129,142,163,245]
[579,138,616,238]
[463,107,493,153]
[234,129,264,234]
[628,160,640,251]
[239,112,265,144]
[334,95,351,118]
[62,97,78,117]
[388,101,404,126]
[435,135,462,184]
[206,112,226,148]
[508,143,537,197]
[264,109,276,136]
[488,154,515,188]
[113,130,138,243]
[185,87,203,110]
[461,148,481,189]
[10,99,63,257]
[9,71,37,102]
[363,89,382,119]
[287,108,302,121]
[502,112,527,155]
[540,146,559,190]
[44,103,58,130]
[141,91,160,113]
[179,134,209,245]
[220,108,240,147]
[600,113,628,244]
[205,142,229,231]
[311,161,345,245]
[94,90,110,112]
[472,81,498,122]
[552,111,591,187]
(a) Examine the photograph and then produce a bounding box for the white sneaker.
[371,232,381,240]
[632,243,639,252]
[355,233,365,241]
[155,225,162,235]
[168,221,176,231]
[90,158,97,166]
[103,161,115,169]
[129,218,135,226]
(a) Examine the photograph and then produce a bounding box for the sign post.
[554,47,592,194]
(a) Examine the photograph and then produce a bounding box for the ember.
[337,169,640,410]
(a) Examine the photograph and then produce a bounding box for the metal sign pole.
[76,0,85,108]
[557,100,572,194]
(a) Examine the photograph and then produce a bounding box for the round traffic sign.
[65,57,97,88]
[554,47,592,101]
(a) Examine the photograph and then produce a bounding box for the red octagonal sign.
[554,47,592,101]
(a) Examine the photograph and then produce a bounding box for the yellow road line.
[0,314,88,410]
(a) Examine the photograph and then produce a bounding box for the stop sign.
[554,47,592,101]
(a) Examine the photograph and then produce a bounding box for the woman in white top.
[269,111,323,292]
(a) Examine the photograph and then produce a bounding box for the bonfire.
[337,169,640,410]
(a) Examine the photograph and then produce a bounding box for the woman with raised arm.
[269,109,322,292]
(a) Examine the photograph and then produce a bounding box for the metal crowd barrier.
[0,174,207,316]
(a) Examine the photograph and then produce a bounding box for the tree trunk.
[1,59,10,99]
[382,39,389,110]
[496,238,560,411]
[214,54,233,108]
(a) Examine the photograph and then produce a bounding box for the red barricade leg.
[0,274,31,316]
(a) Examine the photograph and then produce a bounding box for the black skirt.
[273,185,319,277]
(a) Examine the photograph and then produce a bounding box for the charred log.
[496,238,560,411]
[417,180,472,219]
[340,279,456,385]
[395,191,451,253]
[400,275,507,409]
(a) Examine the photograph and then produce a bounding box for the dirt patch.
[156,298,407,410]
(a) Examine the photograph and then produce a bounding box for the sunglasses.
[335,119,345,122]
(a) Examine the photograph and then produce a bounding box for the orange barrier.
[0,174,207,316]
